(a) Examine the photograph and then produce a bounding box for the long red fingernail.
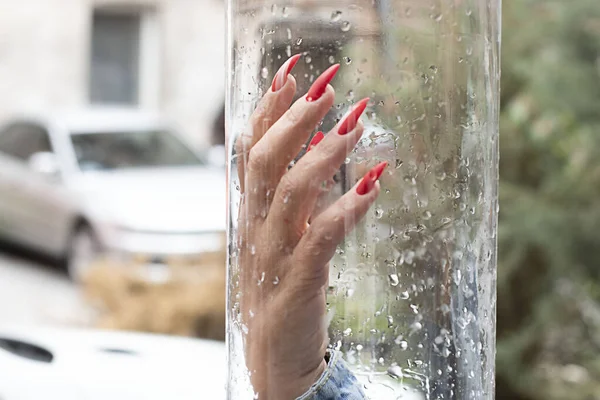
[338,98,369,135]
[307,131,325,152]
[271,54,301,92]
[306,64,340,102]
[356,161,388,195]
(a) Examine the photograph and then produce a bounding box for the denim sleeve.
[296,350,366,400]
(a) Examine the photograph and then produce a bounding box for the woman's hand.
[235,55,388,399]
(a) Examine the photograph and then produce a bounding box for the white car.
[0,108,226,280]
[0,326,225,400]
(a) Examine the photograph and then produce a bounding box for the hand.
[235,55,388,399]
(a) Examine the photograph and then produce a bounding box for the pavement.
[0,246,91,326]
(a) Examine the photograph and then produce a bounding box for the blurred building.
[0,0,225,147]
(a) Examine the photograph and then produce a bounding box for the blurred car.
[0,325,225,399]
[0,108,226,280]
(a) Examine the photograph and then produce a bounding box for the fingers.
[236,55,301,194]
[267,99,369,243]
[245,65,339,214]
[292,162,388,284]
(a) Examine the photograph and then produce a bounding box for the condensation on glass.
[226,1,500,399]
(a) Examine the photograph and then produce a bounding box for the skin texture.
[235,60,385,399]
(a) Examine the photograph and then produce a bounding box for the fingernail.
[306,64,340,102]
[356,161,388,195]
[271,54,301,92]
[307,131,325,152]
[338,98,369,135]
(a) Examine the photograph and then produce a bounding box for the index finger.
[236,55,301,194]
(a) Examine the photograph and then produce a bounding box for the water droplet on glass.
[344,157,351,164]
[330,10,342,22]
[405,7,412,16]
[343,56,352,65]
[343,328,352,336]
[433,13,443,22]
[387,315,394,326]
[282,6,289,17]
[328,55,335,64]
[261,67,269,79]
[387,365,404,379]
[429,65,438,73]
[296,37,303,45]
[250,245,256,255]
[375,207,384,219]
[272,276,279,285]
[466,9,472,16]
[399,340,408,350]
[466,46,473,56]
[305,55,312,64]
[346,90,354,101]
[356,344,363,351]
[422,210,432,220]
[410,321,423,333]
[341,21,351,32]
[400,291,409,300]
[442,347,451,358]
[389,274,399,286]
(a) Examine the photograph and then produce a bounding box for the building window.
[89,8,160,107]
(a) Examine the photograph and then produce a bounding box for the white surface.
[0,326,226,400]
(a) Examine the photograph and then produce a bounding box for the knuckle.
[235,134,252,157]
[277,173,296,201]
[248,146,266,171]
[284,106,302,128]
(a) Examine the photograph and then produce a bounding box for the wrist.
[251,357,328,399]
[288,358,328,399]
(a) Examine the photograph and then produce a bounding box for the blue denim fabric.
[296,350,366,400]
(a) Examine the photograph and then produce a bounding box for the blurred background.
[0,0,598,399]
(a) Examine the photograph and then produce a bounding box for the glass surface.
[71,130,203,171]
[226,1,500,399]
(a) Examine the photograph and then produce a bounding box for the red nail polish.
[306,64,340,102]
[307,131,325,152]
[338,98,369,135]
[356,161,388,195]
[271,54,301,92]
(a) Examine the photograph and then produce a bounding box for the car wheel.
[67,226,101,282]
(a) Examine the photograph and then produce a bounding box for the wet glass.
[226,0,500,399]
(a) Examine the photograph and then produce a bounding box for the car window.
[70,130,205,171]
[0,122,52,161]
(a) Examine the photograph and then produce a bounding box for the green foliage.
[497,0,600,398]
